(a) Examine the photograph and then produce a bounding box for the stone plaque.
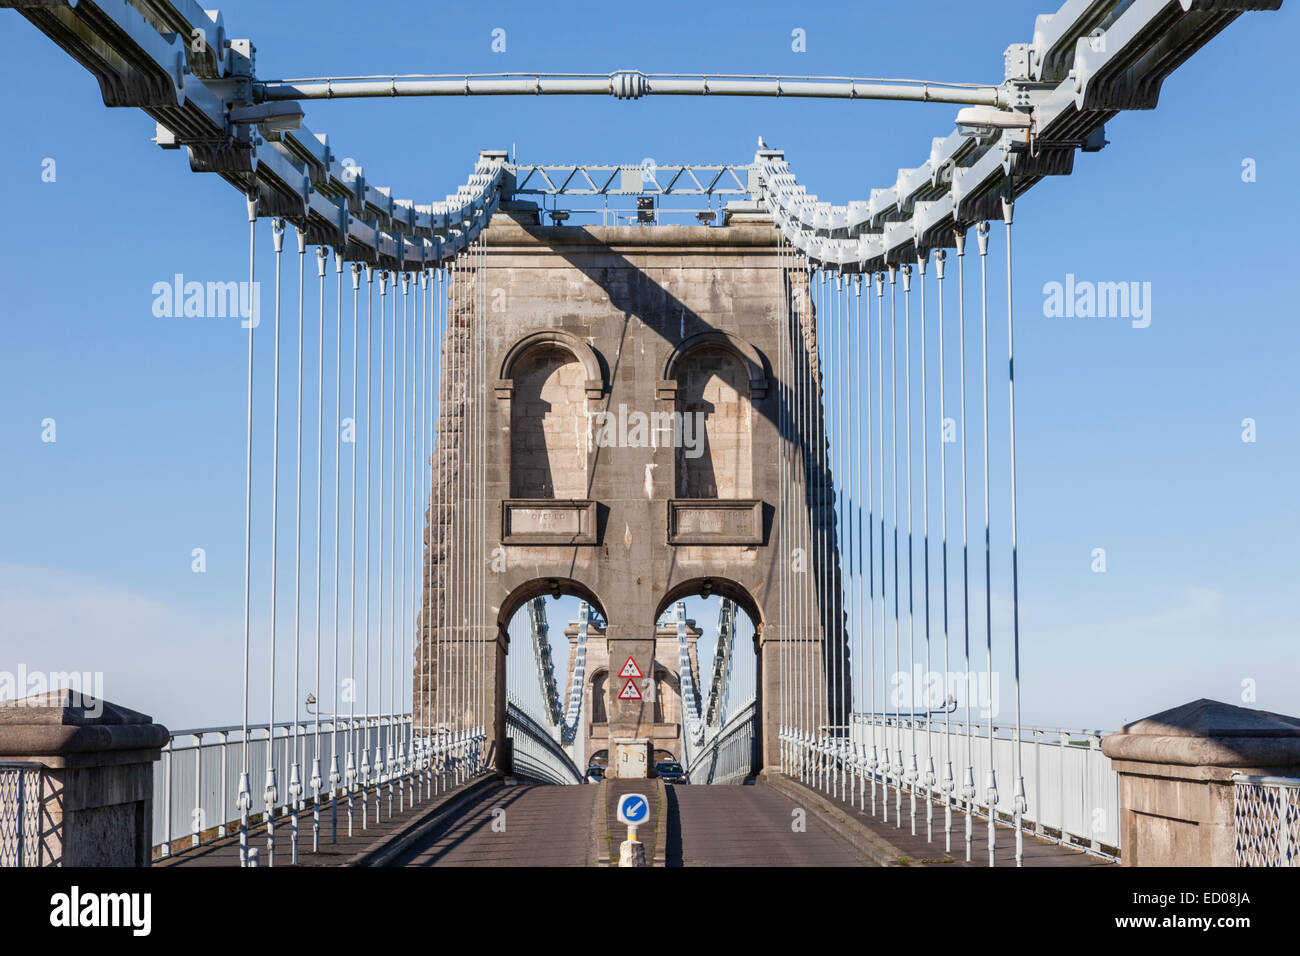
[501,499,597,545]
[667,499,762,545]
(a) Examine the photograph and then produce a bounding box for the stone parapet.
[1101,698,1300,866]
[0,691,168,866]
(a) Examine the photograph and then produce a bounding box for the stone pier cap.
[0,690,169,766]
[1101,698,1300,770]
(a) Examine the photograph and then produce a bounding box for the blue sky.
[0,1,1296,733]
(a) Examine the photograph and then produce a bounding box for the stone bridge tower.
[419,202,847,774]
[559,610,704,770]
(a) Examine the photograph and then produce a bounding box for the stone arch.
[497,329,604,401]
[495,577,609,637]
[589,668,609,724]
[671,345,754,499]
[653,666,678,725]
[658,330,768,401]
[505,344,592,499]
[654,577,763,636]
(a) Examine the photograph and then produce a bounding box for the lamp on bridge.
[548,209,570,226]
[955,105,1031,139]
[228,102,305,139]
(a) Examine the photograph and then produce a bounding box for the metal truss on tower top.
[4,0,1282,271]
[509,163,752,196]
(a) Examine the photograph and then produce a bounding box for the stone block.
[1102,698,1300,866]
[0,691,168,866]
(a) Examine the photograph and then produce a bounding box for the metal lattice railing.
[1234,775,1300,867]
[505,704,583,785]
[687,699,758,785]
[0,763,42,868]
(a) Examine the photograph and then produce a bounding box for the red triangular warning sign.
[618,678,642,700]
[618,656,643,679]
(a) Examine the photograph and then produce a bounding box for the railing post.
[1086,732,1099,855]
[219,730,229,838]
[1032,729,1042,837]
[1058,730,1067,846]
[192,731,203,847]
[163,743,173,858]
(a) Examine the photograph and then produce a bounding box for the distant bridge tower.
[558,603,703,770]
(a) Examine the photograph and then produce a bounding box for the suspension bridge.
[2,0,1299,873]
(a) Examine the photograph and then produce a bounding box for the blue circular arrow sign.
[617,793,649,825]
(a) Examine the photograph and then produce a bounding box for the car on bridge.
[655,760,685,784]
[585,765,605,784]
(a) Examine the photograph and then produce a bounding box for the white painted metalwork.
[153,715,451,857]
[511,163,751,196]
[674,603,704,747]
[504,705,583,786]
[561,603,591,744]
[847,716,1120,861]
[505,597,561,731]
[0,763,41,868]
[750,2,1281,272]
[1233,775,1300,867]
[11,1,1279,271]
[688,700,758,786]
[258,72,1004,106]
[236,195,257,867]
[154,715,488,859]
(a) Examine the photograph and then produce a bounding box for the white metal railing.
[0,762,42,868]
[1234,775,1300,867]
[505,703,582,785]
[778,714,1119,861]
[687,699,757,785]
[152,713,487,859]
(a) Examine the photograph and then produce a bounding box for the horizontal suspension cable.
[257,72,1005,106]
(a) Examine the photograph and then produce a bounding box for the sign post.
[616,792,650,867]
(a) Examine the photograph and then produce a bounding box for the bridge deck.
[666,783,867,866]
[396,781,596,866]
